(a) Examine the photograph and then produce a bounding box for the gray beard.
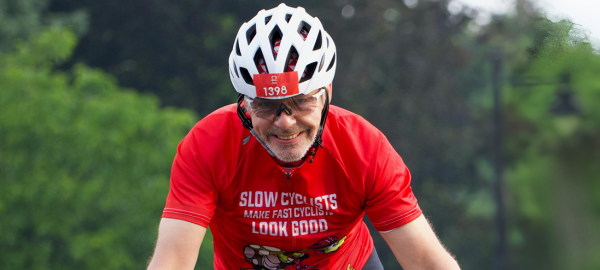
[250,128,316,163]
[270,135,316,163]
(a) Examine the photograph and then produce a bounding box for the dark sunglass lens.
[251,94,320,119]
[291,97,318,113]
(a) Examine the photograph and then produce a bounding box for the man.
[148,4,460,270]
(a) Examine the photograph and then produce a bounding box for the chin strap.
[250,129,276,157]
[306,90,330,163]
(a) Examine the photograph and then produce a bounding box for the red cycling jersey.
[162,104,421,270]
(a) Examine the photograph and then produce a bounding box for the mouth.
[270,131,305,145]
[275,133,301,140]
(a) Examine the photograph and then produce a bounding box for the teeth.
[277,133,299,140]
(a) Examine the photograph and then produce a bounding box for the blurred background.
[1,0,599,269]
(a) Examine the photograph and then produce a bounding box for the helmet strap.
[237,94,253,130]
[306,90,330,163]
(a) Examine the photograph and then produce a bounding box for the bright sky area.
[454,0,600,45]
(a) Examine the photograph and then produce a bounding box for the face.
[248,87,328,163]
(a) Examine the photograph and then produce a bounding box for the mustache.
[264,125,310,136]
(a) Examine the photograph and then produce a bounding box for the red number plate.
[253,71,299,98]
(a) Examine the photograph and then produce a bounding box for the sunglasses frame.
[244,88,326,120]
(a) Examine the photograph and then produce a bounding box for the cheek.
[251,116,273,140]
[299,112,322,130]
[251,117,270,134]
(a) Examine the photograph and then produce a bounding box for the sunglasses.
[245,88,326,121]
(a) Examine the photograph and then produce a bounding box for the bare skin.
[381,215,461,270]
[147,218,206,270]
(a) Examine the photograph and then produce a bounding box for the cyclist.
[148,4,460,270]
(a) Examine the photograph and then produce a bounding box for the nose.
[273,111,296,130]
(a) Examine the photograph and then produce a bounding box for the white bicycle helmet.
[231,3,336,163]
[228,3,337,99]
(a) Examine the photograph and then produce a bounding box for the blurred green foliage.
[0,28,202,269]
[0,0,88,51]
[504,19,600,270]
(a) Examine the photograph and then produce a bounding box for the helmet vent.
[326,53,336,72]
[318,53,325,72]
[284,46,299,72]
[269,25,283,59]
[254,49,269,73]
[300,62,317,83]
[246,24,256,44]
[265,15,272,24]
[233,62,240,78]
[240,67,254,85]
[285,14,292,22]
[235,39,241,56]
[326,37,329,48]
[298,21,311,36]
[313,30,322,51]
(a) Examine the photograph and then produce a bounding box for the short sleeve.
[364,136,422,232]
[162,127,218,228]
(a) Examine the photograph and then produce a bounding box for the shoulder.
[325,105,385,147]
[195,104,242,130]
[189,104,247,142]
[180,104,251,166]
[322,105,389,167]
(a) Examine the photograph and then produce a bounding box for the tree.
[0,0,87,51]
[503,19,600,270]
[0,28,211,269]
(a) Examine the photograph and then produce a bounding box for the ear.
[326,83,332,103]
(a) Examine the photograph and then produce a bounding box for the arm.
[147,218,207,270]
[380,215,460,270]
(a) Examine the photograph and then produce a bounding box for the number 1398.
[263,86,288,96]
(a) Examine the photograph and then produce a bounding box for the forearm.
[390,244,460,270]
[381,215,460,270]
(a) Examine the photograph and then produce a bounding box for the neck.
[273,156,305,168]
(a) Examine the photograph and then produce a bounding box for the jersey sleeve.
[364,135,422,232]
[162,126,218,228]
